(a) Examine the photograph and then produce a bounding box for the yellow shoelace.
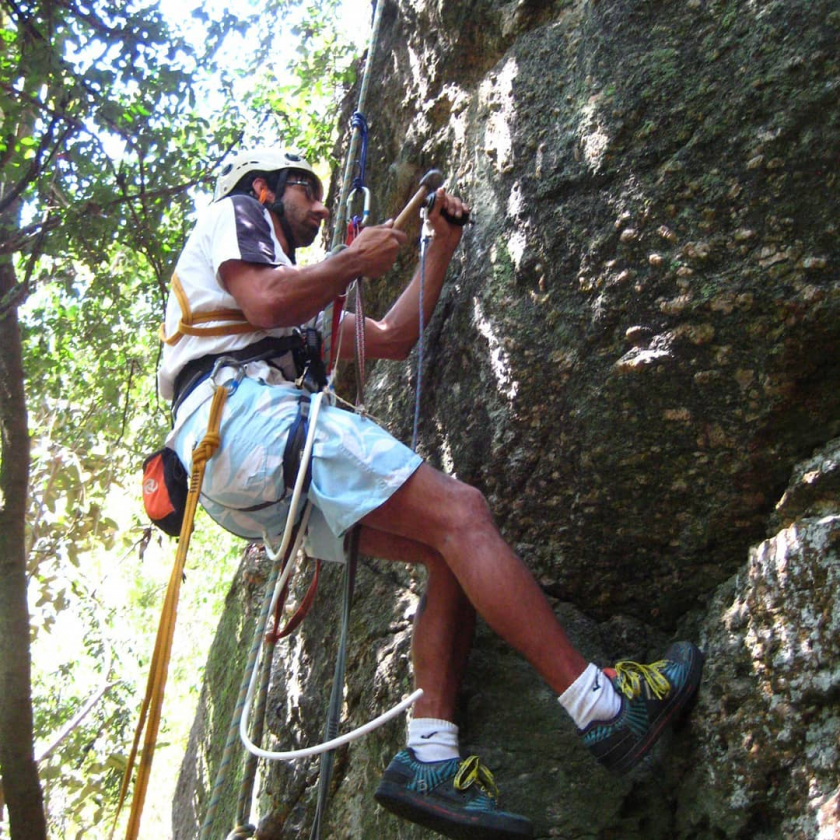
[454,755,500,800]
[614,660,672,700]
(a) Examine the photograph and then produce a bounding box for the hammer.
[393,169,471,230]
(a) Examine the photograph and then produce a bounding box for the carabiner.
[210,357,245,394]
[346,186,371,227]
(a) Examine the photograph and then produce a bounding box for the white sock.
[408,717,460,762]
[558,663,623,730]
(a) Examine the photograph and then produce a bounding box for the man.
[159,148,703,839]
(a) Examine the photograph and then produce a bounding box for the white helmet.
[213,148,323,202]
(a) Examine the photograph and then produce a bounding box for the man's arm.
[220,223,407,329]
[339,188,469,361]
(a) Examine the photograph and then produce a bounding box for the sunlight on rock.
[479,57,518,173]
[435,419,456,476]
[406,44,430,103]
[744,525,800,673]
[507,180,524,217]
[440,84,470,156]
[279,632,305,724]
[815,788,839,839]
[507,228,527,269]
[473,297,519,402]
[578,96,611,172]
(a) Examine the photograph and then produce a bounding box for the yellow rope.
[112,384,228,840]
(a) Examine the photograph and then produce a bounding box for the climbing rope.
[234,555,323,831]
[322,0,385,366]
[310,528,357,840]
[353,273,367,409]
[201,504,314,840]
[115,369,236,840]
[412,214,432,451]
[201,390,319,839]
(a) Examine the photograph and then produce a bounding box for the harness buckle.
[210,357,246,394]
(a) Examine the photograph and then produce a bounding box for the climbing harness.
[160,271,254,346]
[171,332,321,417]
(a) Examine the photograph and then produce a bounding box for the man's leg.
[357,527,475,722]
[358,527,536,839]
[361,463,587,695]
[362,462,703,777]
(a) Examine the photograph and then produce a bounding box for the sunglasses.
[286,178,321,202]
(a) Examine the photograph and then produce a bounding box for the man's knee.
[442,477,493,529]
[366,464,494,545]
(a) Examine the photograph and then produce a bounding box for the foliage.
[0,0,249,835]
[245,0,364,161]
[0,0,365,835]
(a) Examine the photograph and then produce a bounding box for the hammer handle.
[394,188,473,230]
[427,193,471,227]
[393,185,434,231]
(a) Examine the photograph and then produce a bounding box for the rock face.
[685,440,840,839]
[174,0,839,837]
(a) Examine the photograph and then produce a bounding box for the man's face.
[281,171,329,247]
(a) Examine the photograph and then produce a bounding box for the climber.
[159,147,704,840]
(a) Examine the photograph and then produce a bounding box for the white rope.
[240,389,422,764]
[240,689,423,762]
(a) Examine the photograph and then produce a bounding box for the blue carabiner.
[346,186,371,227]
[210,357,245,395]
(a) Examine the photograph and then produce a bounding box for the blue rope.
[350,112,369,191]
[412,232,431,452]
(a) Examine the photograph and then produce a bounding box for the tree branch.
[0,120,74,217]
[0,215,61,255]
[35,681,120,765]
[114,359,136,451]
[0,282,29,322]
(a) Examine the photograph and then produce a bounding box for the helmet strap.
[256,171,297,264]
[274,210,297,265]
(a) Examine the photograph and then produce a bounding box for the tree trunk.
[0,253,46,838]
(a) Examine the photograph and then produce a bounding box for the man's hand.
[347,222,408,278]
[426,188,470,249]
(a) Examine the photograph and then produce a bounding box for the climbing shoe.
[374,749,534,839]
[581,641,704,775]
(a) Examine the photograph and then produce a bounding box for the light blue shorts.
[171,376,423,560]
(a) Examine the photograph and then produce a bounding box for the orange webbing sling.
[160,272,257,345]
